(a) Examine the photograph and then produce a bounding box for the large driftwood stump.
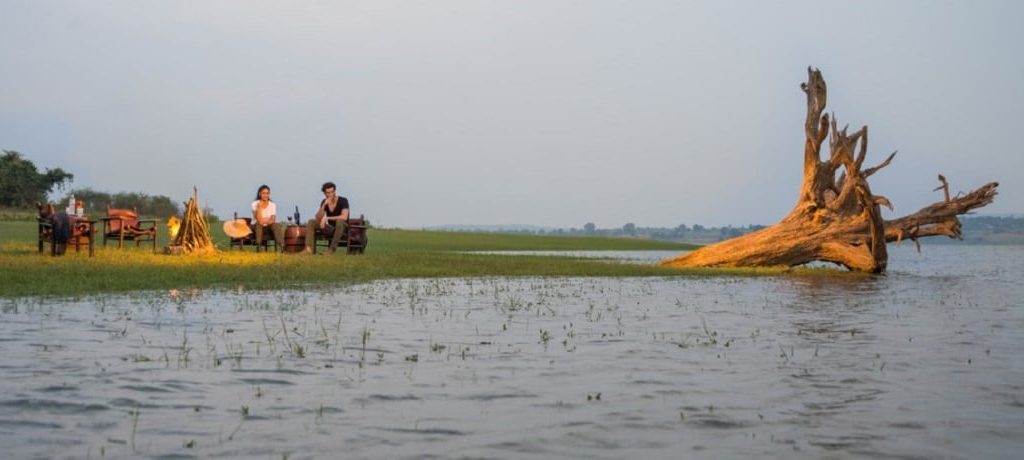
[663,68,998,273]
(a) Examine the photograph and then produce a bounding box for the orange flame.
[167,216,181,241]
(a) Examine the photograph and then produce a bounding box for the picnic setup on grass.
[36,187,368,257]
[32,68,997,273]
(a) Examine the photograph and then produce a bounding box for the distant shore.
[421,214,1024,246]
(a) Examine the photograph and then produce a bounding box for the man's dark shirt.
[320,196,350,218]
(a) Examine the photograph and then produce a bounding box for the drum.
[283,225,306,253]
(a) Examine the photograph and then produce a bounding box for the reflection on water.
[1,246,1023,459]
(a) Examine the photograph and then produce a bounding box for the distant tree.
[623,222,636,235]
[0,150,74,207]
[65,187,181,217]
[584,222,596,235]
[71,188,112,211]
[151,196,179,217]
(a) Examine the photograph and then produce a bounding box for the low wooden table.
[73,218,97,257]
[283,225,306,253]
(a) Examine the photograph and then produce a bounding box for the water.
[1,245,1023,459]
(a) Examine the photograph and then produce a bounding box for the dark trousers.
[254,223,284,250]
[304,219,347,251]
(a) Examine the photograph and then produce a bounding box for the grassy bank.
[1,220,729,297]
[0,207,39,222]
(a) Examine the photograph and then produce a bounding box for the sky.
[1,1,1021,228]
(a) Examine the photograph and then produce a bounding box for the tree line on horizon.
[429,222,769,244]
[0,150,181,217]
[430,216,1024,244]
[579,222,768,242]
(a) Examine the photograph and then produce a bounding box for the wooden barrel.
[283,225,305,252]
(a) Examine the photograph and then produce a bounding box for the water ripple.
[375,426,468,436]
[236,378,294,386]
[0,419,63,429]
[120,384,175,393]
[0,398,108,413]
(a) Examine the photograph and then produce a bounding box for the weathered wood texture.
[663,68,998,272]
[171,188,215,255]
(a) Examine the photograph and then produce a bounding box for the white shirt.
[251,200,277,225]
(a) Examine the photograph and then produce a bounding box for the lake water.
[1,245,1023,459]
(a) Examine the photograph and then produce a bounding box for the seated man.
[303,181,349,254]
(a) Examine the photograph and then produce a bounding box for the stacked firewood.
[172,188,214,254]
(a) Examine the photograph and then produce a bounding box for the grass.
[368,228,700,253]
[0,220,695,297]
[0,207,39,222]
[0,219,845,298]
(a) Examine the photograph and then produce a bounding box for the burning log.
[662,68,998,273]
[167,188,215,255]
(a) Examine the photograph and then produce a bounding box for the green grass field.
[1,219,726,297]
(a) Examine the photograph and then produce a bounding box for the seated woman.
[303,181,349,253]
[252,184,284,251]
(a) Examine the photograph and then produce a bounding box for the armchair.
[101,207,158,250]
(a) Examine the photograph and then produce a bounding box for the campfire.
[166,216,181,241]
[166,188,214,255]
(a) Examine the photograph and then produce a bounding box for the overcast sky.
[2,1,1021,228]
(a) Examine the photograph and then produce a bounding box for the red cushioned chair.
[101,206,158,251]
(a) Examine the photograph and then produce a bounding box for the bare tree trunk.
[663,68,998,273]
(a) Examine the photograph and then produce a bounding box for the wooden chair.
[227,217,278,252]
[312,215,368,254]
[101,207,158,250]
[38,215,96,257]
